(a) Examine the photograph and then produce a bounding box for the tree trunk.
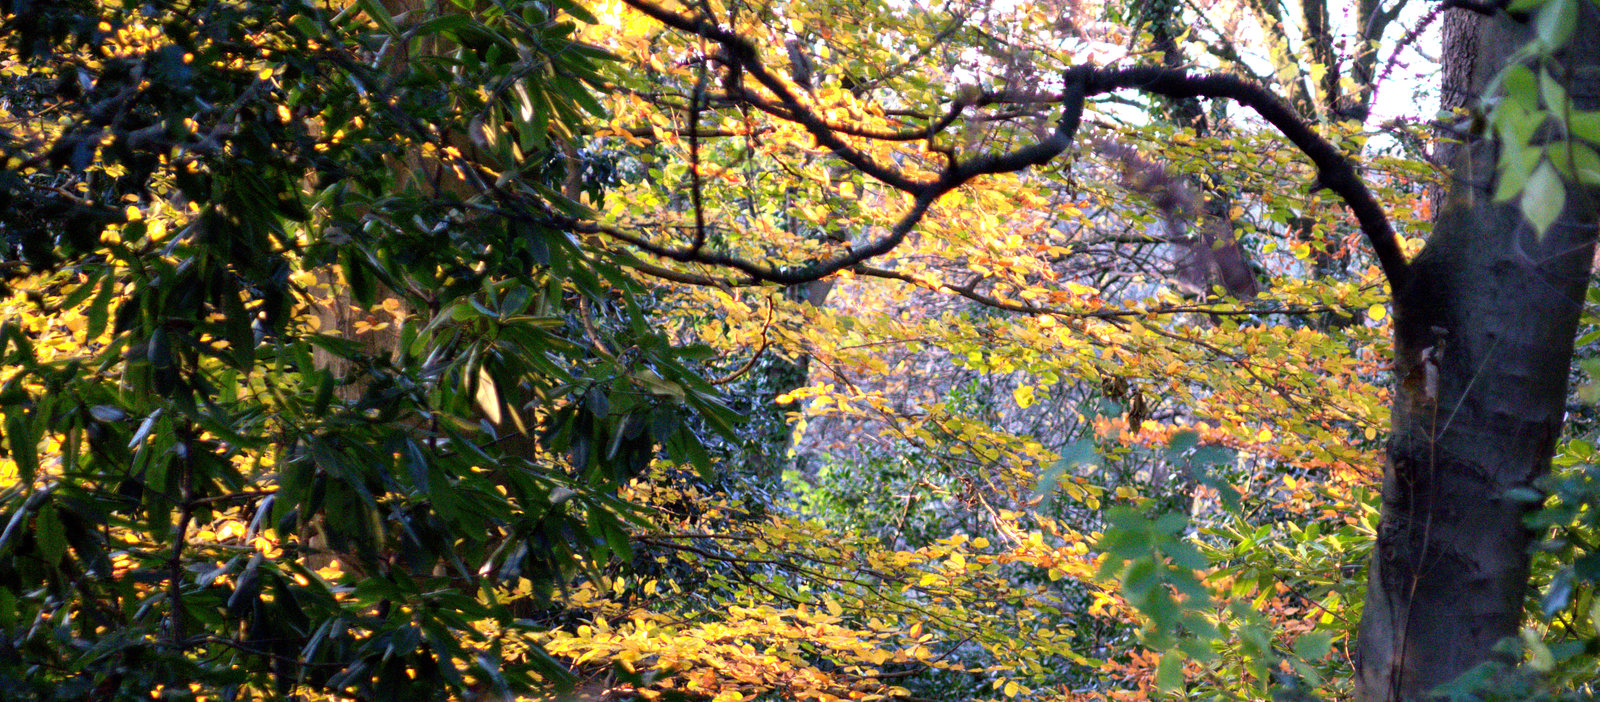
[1353,11,1600,700]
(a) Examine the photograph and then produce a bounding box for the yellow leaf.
[474,367,501,425]
[1013,385,1036,409]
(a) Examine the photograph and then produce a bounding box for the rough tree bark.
[1353,9,1600,701]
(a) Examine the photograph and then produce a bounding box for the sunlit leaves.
[0,0,720,699]
[0,0,1490,698]
[588,6,1403,685]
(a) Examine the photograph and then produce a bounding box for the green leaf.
[1536,0,1577,49]
[1121,558,1159,597]
[83,270,117,342]
[1525,629,1557,672]
[633,369,684,400]
[5,411,37,482]
[289,13,324,39]
[1154,650,1185,694]
[412,13,475,38]
[355,0,400,35]
[1540,68,1571,115]
[1570,110,1600,143]
[1519,161,1566,239]
[1165,430,1200,457]
[59,276,98,308]
[1547,140,1600,185]
[1495,142,1542,202]
[1496,64,1539,113]
[1166,541,1210,571]
[34,504,66,566]
[1293,631,1333,661]
[1055,437,1101,473]
[221,285,254,368]
[588,507,633,562]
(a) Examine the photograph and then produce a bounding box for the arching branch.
[1072,65,1410,289]
[604,2,1410,292]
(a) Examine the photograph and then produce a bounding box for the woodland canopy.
[3,0,1600,701]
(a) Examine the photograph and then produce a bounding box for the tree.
[0,1,736,699]
[1355,5,1600,699]
[581,0,1600,698]
[8,0,1600,700]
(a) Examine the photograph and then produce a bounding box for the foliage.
[559,0,1421,698]
[6,0,1600,700]
[1483,0,1600,239]
[0,0,732,699]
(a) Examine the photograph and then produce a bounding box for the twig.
[688,66,710,254]
[709,295,776,385]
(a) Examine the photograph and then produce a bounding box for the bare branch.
[688,68,710,253]
[572,192,939,285]
[936,68,1089,189]
[600,5,1407,291]
[709,295,776,385]
[851,265,1349,319]
[725,86,969,142]
[621,0,930,194]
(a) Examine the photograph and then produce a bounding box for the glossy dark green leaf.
[4,411,37,483]
[34,504,67,567]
